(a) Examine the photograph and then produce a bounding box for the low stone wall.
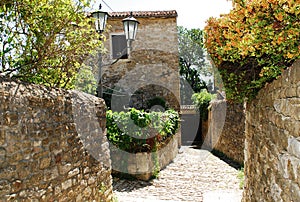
[110,132,180,180]
[0,78,113,201]
[243,61,300,201]
[204,100,245,165]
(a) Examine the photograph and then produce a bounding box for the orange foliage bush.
[205,0,300,102]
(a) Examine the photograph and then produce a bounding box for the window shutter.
[111,35,128,59]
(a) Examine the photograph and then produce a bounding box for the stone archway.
[129,84,180,112]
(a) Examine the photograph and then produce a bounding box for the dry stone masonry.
[0,78,113,201]
[206,101,245,165]
[243,60,300,201]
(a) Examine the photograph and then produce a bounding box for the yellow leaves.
[261,0,269,9]
[259,67,267,77]
[267,0,278,4]
[287,52,294,59]
[203,0,300,102]
[277,36,284,44]
[205,0,300,61]
[275,12,284,21]
[223,44,232,52]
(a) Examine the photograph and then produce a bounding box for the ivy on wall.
[204,0,300,102]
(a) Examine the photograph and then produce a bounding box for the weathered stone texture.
[205,101,245,165]
[0,78,113,201]
[110,132,180,181]
[243,60,300,201]
[102,14,180,111]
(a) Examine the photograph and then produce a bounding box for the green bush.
[192,90,215,120]
[106,108,180,153]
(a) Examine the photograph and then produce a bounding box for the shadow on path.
[113,146,243,202]
[190,145,243,170]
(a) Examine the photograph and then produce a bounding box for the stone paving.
[113,146,243,202]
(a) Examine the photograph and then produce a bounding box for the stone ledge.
[110,132,180,181]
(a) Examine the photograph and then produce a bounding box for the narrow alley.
[113,146,243,202]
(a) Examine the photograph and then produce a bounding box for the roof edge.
[108,10,178,18]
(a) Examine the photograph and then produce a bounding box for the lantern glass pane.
[92,11,107,32]
[123,19,139,41]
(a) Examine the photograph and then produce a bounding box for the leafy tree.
[74,64,97,94]
[205,0,300,102]
[0,0,101,89]
[178,26,211,94]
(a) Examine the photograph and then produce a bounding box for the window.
[111,34,128,59]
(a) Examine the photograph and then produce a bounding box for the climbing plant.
[205,0,300,102]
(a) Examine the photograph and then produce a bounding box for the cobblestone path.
[113,146,243,202]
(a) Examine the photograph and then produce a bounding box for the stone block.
[0,147,6,165]
[290,182,300,200]
[68,168,79,178]
[54,185,62,196]
[58,163,72,175]
[297,85,300,97]
[0,129,5,146]
[135,153,150,173]
[61,179,72,190]
[88,176,96,185]
[82,186,92,197]
[0,179,11,196]
[127,158,137,174]
[4,112,19,126]
[288,137,300,159]
[39,157,51,169]
[290,62,300,84]
[12,180,22,193]
[285,86,297,98]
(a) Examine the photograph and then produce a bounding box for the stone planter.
[110,132,180,181]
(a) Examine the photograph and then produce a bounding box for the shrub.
[192,90,215,120]
[205,0,300,102]
[106,108,180,153]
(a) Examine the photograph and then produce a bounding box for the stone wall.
[205,100,245,165]
[110,132,180,181]
[0,78,113,201]
[243,61,300,201]
[101,11,180,111]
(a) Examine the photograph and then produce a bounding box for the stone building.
[101,10,180,111]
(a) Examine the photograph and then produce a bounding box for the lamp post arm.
[97,50,103,97]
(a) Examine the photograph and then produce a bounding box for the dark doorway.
[180,107,201,145]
